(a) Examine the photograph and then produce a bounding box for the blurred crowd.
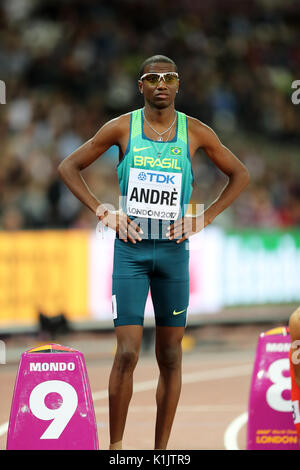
[0,0,299,230]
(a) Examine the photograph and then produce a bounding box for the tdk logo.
[138,172,147,181]
[30,362,76,372]
[139,172,175,184]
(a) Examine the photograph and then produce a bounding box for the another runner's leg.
[289,307,300,445]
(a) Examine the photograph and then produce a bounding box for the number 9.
[29,380,78,439]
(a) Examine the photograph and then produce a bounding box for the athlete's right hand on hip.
[98,208,143,243]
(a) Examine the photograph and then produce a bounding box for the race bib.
[126,168,182,220]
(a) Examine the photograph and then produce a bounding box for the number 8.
[29,380,78,439]
[266,358,291,412]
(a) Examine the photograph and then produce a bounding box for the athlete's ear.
[138,80,143,94]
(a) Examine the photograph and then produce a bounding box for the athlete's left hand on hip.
[166,215,204,243]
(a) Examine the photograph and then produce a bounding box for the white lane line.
[224,412,248,450]
[0,422,8,437]
[0,363,252,439]
[92,364,253,400]
[94,404,245,413]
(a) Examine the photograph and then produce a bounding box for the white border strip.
[92,364,252,400]
[224,412,248,450]
[0,422,8,438]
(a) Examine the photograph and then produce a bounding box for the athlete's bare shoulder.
[91,111,131,150]
[108,112,131,128]
[187,115,216,146]
[186,115,219,157]
[99,112,131,138]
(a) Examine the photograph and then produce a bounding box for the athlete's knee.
[114,348,139,373]
[156,345,182,371]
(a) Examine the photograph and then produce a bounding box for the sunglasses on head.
[140,72,179,86]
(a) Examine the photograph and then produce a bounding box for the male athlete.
[58,55,250,450]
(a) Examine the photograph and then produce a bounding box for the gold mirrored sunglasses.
[140,72,179,86]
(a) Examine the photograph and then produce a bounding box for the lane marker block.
[247,326,298,450]
[6,343,99,450]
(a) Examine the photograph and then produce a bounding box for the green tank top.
[117,108,194,240]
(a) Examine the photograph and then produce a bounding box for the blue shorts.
[112,237,190,327]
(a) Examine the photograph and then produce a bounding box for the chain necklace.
[143,107,177,142]
[151,123,175,158]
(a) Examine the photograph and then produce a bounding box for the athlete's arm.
[289,307,300,388]
[58,115,142,242]
[166,118,250,242]
[58,116,124,214]
[191,118,250,226]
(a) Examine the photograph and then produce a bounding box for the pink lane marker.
[247,327,298,450]
[6,344,99,450]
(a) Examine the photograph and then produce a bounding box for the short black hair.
[139,55,177,78]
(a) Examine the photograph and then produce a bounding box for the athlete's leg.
[150,240,189,449]
[110,238,152,449]
[154,325,185,450]
[109,325,143,449]
[289,307,300,387]
[289,307,300,444]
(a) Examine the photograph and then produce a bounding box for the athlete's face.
[138,62,179,109]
